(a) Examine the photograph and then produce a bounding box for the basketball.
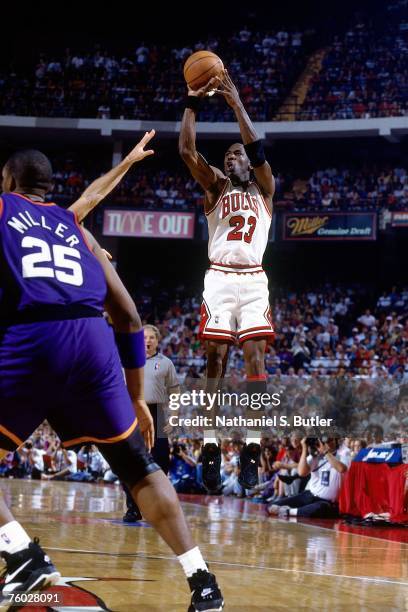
[183,50,224,90]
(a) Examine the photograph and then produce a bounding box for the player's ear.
[2,165,15,192]
[3,174,16,193]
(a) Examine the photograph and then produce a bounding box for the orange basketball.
[183,50,224,90]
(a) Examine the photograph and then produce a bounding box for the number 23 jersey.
[206,179,272,267]
[0,193,106,316]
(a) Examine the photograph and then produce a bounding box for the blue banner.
[354,446,402,464]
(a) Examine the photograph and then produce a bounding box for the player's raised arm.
[68,130,155,222]
[179,80,226,196]
[215,70,275,203]
[82,228,154,451]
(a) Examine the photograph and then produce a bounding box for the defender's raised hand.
[124,129,155,163]
[69,131,156,222]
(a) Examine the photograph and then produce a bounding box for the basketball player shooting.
[179,69,275,493]
[0,140,224,611]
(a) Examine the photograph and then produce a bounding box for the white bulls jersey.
[206,178,272,269]
[199,178,275,345]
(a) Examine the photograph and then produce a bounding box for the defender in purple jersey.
[0,148,224,612]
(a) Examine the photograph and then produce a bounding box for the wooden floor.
[2,480,408,611]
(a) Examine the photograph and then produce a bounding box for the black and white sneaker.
[0,538,60,606]
[201,444,222,493]
[188,569,224,612]
[238,443,261,489]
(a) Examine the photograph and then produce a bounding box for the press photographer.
[268,437,351,518]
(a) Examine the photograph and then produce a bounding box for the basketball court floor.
[2,479,408,610]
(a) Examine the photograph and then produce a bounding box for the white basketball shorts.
[199,264,275,344]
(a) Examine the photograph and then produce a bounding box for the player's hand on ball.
[134,400,155,451]
[214,70,241,109]
[187,76,221,98]
[125,130,155,164]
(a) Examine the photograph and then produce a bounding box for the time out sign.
[103,209,195,239]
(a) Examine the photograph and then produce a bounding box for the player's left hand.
[124,130,155,164]
[213,70,241,109]
[134,400,155,451]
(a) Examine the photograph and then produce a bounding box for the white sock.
[246,432,261,445]
[0,521,31,554]
[289,508,298,517]
[178,546,208,578]
[204,431,217,445]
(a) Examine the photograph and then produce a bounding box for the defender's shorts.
[0,317,159,486]
[199,264,275,344]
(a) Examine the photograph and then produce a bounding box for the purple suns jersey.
[0,193,107,316]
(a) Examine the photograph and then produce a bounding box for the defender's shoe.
[188,569,224,612]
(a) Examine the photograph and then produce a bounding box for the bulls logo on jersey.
[206,179,272,268]
[221,192,259,219]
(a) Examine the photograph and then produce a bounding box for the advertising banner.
[283,212,377,241]
[103,209,195,239]
[391,211,408,227]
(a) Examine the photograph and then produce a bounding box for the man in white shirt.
[41,447,77,481]
[268,437,350,518]
[78,445,109,478]
[358,309,376,328]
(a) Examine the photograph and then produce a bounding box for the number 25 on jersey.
[21,237,83,287]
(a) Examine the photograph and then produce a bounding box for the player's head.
[2,149,53,195]
[224,143,251,183]
[143,324,161,357]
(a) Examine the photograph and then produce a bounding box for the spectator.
[268,437,351,518]
[42,443,77,480]
[358,309,377,328]
[169,442,199,493]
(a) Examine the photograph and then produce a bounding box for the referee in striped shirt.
[123,324,180,522]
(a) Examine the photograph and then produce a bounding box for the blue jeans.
[274,490,338,518]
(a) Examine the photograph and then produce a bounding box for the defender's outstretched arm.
[69,130,155,222]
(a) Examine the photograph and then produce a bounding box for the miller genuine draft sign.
[283,212,377,241]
